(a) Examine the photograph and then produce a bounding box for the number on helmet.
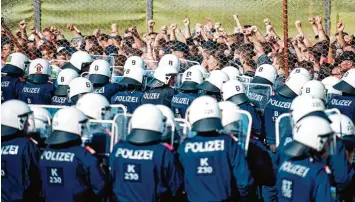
[132,60,136,65]
[186,71,192,77]
[258,67,263,72]
[125,69,130,74]
[295,69,300,73]
[235,86,241,91]
[305,87,310,93]
[169,60,173,65]
[60,77,64,82]
[86,82,91,88]
[94,65,99,71]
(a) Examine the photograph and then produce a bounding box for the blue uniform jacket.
[239,102,263,137]
[1,136,41,202]
[277,158,334,202]
[111,90,144,114]
[264,93,294,145]
[109,141,183,202]
[177,134,256,202]
[1,75,25,102]
[40,145,107,202]
[93,83,123,101]
[141,86,176,108]
[171,92,199,118]
[18,81,55,104]
[327,95,355,123]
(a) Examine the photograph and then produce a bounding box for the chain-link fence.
[2,0,355,79]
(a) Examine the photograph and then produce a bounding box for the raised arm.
[315,16,327,42]
[183,18,191,39]
[295,20,312,47]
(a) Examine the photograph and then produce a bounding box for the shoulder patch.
[162,143,174,151]
[85,146,96,155]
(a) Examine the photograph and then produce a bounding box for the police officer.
[76,93,112,157]
[89,59,123,100]
[52,69,79,105]
[111,65,145,113]
[328,113,355,201]
[301,80,327,102]
[263,73,310,202]
[109,104,183,202]
[171,68,203,118]
[68,77,93,105]
[62,50,93,74]
[141,65,178,107]
[1,100,42,201]
[197,70,229,101]
[40,107,108,202]
[219,101,275,193]
[18,58,55,104]
[178,96,256,202]
[322,76,342,104]
[251,64,277,87]
[328,69,355,123]
[221,66,241,80]
[1,53,28,101]
[277,116,335,202]
[28,106,53,153]
[221,80,263,137]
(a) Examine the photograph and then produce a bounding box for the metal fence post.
[283,0,289,78]
[34,0,41,31]
[324,0,331,36]
[146,0,153,32]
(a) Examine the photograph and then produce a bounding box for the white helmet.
[88,60,112,85]
[329,114,355,136]
[252,64,277,85]
[301,80,326,101]
[290,67,312,80]
[65,51,93,73]
[190,65,208,75]
[290,95,326,123]
[68,77,93,102]
[156,105,175,125]
[285,116,334,156]
[218,101,242,127]
[221,66,241,80]
[1,100,33,136]
[55,69,79,96]
[321,76,342,95]
[221,80,249,105]
[76,93,110,120]
[197,70,229,93]
[329,114,355,150]
[124,56,145,70]
[45,107,89,145]
[159,54,181,73]
[119,66,145,86]
[128,104,165,143]
[149,65,178,87]
[28,58,51,83]
[187,95,222,132]
[277,73,310,98]
[333,69,355,95]
[2,53,29,75]
[29,106,52,139]
[180,67,204,90]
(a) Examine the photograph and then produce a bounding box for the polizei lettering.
[185,140,225,153]
[172,97,190,105]
[114,96,138,103]
[1,81,10,87]
[115,148,153,160]
[143,93,160,100]
[247,92,263,102]
[269,99,291,109]
[280,161,310,177]
[331,99,352,107]
[41,151,75,162]
[52,96,67,103]
[1,145,19,155]
[22,87,40,94]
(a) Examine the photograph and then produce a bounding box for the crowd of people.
[1,14,355,202]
